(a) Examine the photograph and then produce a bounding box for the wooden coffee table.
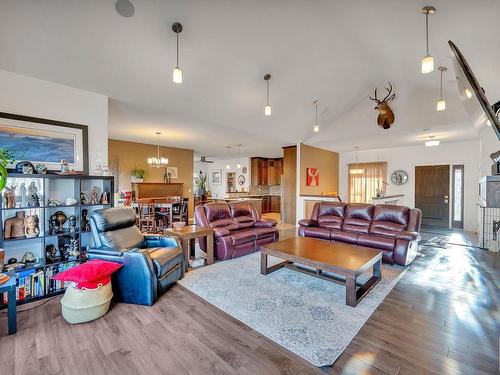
[164,225,214,272]
[260,237,382,307]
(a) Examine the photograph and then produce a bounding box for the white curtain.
[348,162,387,203]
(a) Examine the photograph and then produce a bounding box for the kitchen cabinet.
[251,157,283,186]
[261,196,271,213]
[270,196,281,212]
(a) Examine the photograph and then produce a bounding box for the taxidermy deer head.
[369,82,396,129]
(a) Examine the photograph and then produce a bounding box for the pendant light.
[236,144,242,169]
[172,22,183,84]
[226,146,231,169]
[264,74,272,116]
[436,66,447,111]
[425,136,440,147]
[313,100,320,132]
[421,6,435,74]
[148,132,169,167]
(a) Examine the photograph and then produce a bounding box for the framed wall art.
[212,170,222,184]
[306,167,319,186]
[0,112,89,173]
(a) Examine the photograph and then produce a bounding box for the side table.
[0,273,17,335]
[164,225,214,272]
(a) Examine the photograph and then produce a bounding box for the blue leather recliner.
[88,207,184,306]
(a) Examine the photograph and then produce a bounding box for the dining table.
[131,197,179,229]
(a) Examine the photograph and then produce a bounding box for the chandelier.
[148,132,169,167]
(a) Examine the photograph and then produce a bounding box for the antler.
[369,88,380,102]
[381,82,393,102]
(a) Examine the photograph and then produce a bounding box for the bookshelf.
[0,173,114,307]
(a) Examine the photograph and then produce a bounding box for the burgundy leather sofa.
[195,202,279,260]
[298,202,421,266]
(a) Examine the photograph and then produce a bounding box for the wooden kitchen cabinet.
[251,157,283,186]
[270,196,281,212]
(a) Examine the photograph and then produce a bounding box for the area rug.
[179,252,406,367]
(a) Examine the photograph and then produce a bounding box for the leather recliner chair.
[195,202,279,260]
[298,202,422,266]
[88,207,184,305]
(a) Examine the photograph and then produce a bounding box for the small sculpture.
[3,211,25,239]
[68,215,77,233]
[60,159,70,173]
[24,215,40,238]
[65,197,78,206]
[54,211,67,233]
[3,186,16,208]
[81,209,91,232]
[90,186,99,204]
[15,161,35,174]
[48,214,57,235]
[80,191,87,204]
[100,191,109,204]
[58,237,67,261]
[46,244,57,263]
[21,251,36,264]
[47,199,62,206]
[27,181,40,207]
[67,238,80,260]
[35,164,47,174]
[19,183,27,207]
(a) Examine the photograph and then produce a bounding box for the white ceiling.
[0,0,498,156]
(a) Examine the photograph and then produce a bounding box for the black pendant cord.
[266,80,270,106]
[176,31,179,67]
[425,13,429,56]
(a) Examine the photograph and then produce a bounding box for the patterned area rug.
[179,252,406,367]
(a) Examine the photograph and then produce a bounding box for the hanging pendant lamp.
[172,22,183,84]
[264,74,272,116]
[436,66,447,111]
[313,100,320,132]
[421,6,435,74]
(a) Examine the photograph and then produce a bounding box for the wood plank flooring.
[0,229,498,375]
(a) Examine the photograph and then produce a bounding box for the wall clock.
[238,175,245,186]
[391,170,408,185]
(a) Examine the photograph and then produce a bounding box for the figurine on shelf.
[3,186,16,209]
[80,191,87,205]
[3,211,25,239]
[19,183,27,207]
[60,159,70,173]
[47,199,62,207]
[69,215,77,233]
[48,214,57,235]
[24,214,40,238]
[46,244,57,264]
[35,164,47,174]
[21,251,36,264]
[54,211,67,233]
[27,181,40,207]
[58,237,67,261]
[90,186,99,204]
[67,238,79,260]
[65,197,78,206]
[100,191,109,204]
[80,209,90,232]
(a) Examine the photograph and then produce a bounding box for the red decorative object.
[52,259,122,289]
[306,168,319,186]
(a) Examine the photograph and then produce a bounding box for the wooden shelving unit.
[0,173,114,308]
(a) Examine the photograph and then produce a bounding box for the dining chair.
[172,198,189,225]
[137,199,157,233]
[153,198,174,230]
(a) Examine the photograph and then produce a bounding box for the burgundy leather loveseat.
[298,202,422,266]
[195,202,279,260]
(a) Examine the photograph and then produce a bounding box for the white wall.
[339,140,481,232]
[0,70,108,171]
[194,157,251,198]
[478,125,500,176]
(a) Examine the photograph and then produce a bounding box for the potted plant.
[195,172,207,196]
[0,146,15,192]
[131,167,146,183]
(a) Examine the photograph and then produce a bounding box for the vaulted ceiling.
[0,0,498,157]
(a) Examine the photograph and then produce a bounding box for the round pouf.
[61,282,113,324]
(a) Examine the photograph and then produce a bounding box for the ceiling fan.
[200,156,214,164]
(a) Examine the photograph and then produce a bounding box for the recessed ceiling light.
[115,0,135,18]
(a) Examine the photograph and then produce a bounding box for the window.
[452,165,464,229]
[348,162,387,203]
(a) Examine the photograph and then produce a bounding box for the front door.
[415,165,450,227]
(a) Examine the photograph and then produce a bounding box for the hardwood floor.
[0,229,498,375]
